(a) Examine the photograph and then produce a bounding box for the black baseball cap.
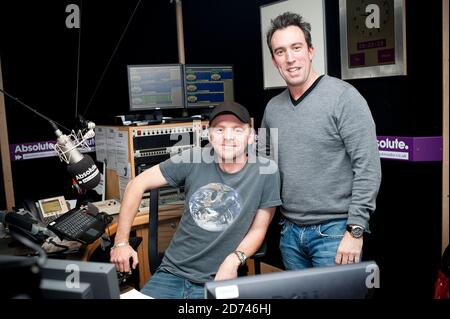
[209,101,251,125]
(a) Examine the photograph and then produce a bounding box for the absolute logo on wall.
[377,136,411,160]
[376,136,442,162]
[10,138,95,161]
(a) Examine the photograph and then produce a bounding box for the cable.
[82,0,142,117]
[0,88,70,132]
[74,0,83,119]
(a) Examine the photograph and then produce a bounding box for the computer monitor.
[184,64,234,109]
[205,261,379,299]
[1,256,120,299]
[40,259,120,299]
[127,64,184,111]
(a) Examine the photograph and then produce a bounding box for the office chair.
[148,189,162,274]
[251,240,267,275]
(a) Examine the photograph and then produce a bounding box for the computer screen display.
[184,65,234,109]
[41,199,62,213]
[205,261,379,299]
[127,64,184,111]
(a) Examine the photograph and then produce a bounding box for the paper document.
[120,289,153,299]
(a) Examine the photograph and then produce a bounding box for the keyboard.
[47,207,107,245]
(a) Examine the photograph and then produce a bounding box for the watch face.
[351,226,364,238]
[234,251,247,265]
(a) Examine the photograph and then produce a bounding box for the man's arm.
[110,164,168,272]
[337,87,381,228]
[335,86,381,264]
[335,232,363,264]
[214,207,276,281]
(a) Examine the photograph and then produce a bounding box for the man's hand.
[214,253,241,281]
[110,244,139,273]
[335,231,363,264]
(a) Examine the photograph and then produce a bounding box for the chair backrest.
[148,189,160,274]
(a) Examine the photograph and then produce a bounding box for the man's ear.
[208,128,213,144]
[247,127,255,145]
[246,128,256,155]
[308,45,315,61]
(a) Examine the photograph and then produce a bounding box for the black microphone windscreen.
[67,154,100,190]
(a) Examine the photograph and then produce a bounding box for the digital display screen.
[184,65,234,108]
[41,199,62,213]
[127,64,184,111]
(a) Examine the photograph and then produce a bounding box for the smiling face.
[208,114,253,163]
[271,25,315,91]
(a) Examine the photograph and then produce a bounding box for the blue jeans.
[279,218,347,269]
[140,268,205,299]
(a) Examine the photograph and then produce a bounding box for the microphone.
[53,124,101,190]
[0,211,55,237]
[0,88,100,190]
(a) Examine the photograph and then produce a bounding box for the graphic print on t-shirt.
[189,183,242,232]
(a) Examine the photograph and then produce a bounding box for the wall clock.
[339,0,407,79]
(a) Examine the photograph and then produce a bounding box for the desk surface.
[0,204,184,290]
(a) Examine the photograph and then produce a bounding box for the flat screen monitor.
[184,64,234,109]
[0,256,121,299]
[127,64,184,111]
[205,261,379,299]
[40,259,120,299]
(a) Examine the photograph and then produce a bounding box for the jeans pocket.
[317,220,346,238]
[279,218,290,236]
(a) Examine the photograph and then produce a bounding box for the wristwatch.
[233,250,247,266]
[346,225,364,238]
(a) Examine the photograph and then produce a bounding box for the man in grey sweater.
[260,12,381,269]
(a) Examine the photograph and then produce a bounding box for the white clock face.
[345,0,396,68]
[340,0,406,78]
[347,0,392,38]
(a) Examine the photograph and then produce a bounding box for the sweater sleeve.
[334,86,382,229]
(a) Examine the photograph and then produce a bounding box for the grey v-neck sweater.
[260,75,381,229]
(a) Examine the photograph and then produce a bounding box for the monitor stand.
[190,107,213,120]
[115,112,162,126]
[152,110,163,122]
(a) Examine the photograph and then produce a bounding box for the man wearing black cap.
[111,101,281,299]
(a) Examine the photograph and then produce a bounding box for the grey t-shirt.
[158,147,281,283]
